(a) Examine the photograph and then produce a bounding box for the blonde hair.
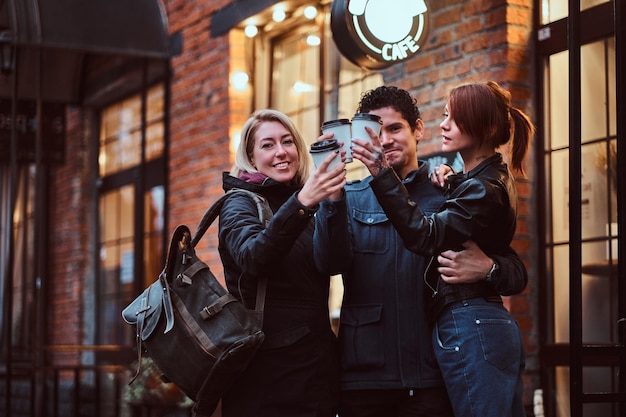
[231,109,312,186]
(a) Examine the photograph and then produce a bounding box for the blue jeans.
[432,297,526,417]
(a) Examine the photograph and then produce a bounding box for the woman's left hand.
[430,164,454,188]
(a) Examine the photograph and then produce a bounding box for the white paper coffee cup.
[351,113,382,144]
[321,119,352,163]
[309,139,341,170]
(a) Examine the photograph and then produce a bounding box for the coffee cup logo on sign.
[331,0,430,70]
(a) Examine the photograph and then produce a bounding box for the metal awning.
[211,0,281,37]
[0,0,173,103]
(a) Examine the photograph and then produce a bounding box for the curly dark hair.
[356,86,421,130]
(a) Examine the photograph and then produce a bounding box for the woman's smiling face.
[251,121,300,184]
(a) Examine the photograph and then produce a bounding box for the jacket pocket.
[351,209,389,254]
[339,305,384,370]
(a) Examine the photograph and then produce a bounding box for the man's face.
[368,106,422,179]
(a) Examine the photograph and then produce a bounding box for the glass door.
[537,0,625,415]
[97,84,166,348]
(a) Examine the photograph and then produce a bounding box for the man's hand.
[437,240,493,284]
[351,127,390,177]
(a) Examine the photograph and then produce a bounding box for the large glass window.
[230,2,382,177]
[540,0,610,24]
[99,86,165,176]
[543,35,618,417]
[97,84,166,346]
[547,39,617,346]
[0,165,36,360]
[271,26,321,135]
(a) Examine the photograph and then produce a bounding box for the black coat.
[370,153,524,318]
[218,173,339,417]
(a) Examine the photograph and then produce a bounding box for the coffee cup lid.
[310,139,340,152]
[352,113,382,123]
[321,119,351,129]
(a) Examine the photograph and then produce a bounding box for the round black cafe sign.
[330,0,430,70]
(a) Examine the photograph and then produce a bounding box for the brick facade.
[167,1,233,272]
[48,108,91,362]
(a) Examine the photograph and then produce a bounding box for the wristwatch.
[485,262,500,282]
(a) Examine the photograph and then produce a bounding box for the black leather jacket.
[370,154,524,319]
[218,173,339,416]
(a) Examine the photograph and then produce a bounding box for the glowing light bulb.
[273,7,286,22]
[293,81,314,94]
[244,24,258,38]
[303,6,317,19]
[230,71,249,91]
[306,35,320,46]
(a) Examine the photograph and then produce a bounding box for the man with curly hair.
[314,86,528,417]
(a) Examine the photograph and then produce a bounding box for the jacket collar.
[402,160,430,184]
[221,171,299,205]
[446,153,503,189]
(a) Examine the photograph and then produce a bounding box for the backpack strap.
[190,189,273,312]
[190,189,272,246]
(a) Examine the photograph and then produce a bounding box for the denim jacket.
[315,159,527,391]
[314,163,447,391]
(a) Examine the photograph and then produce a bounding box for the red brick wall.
[47,107,90,362]
[165,0,233,278]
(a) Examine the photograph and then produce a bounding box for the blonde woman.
[217,109,345,417]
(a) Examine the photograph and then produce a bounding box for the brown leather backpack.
[122,189,272,416]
